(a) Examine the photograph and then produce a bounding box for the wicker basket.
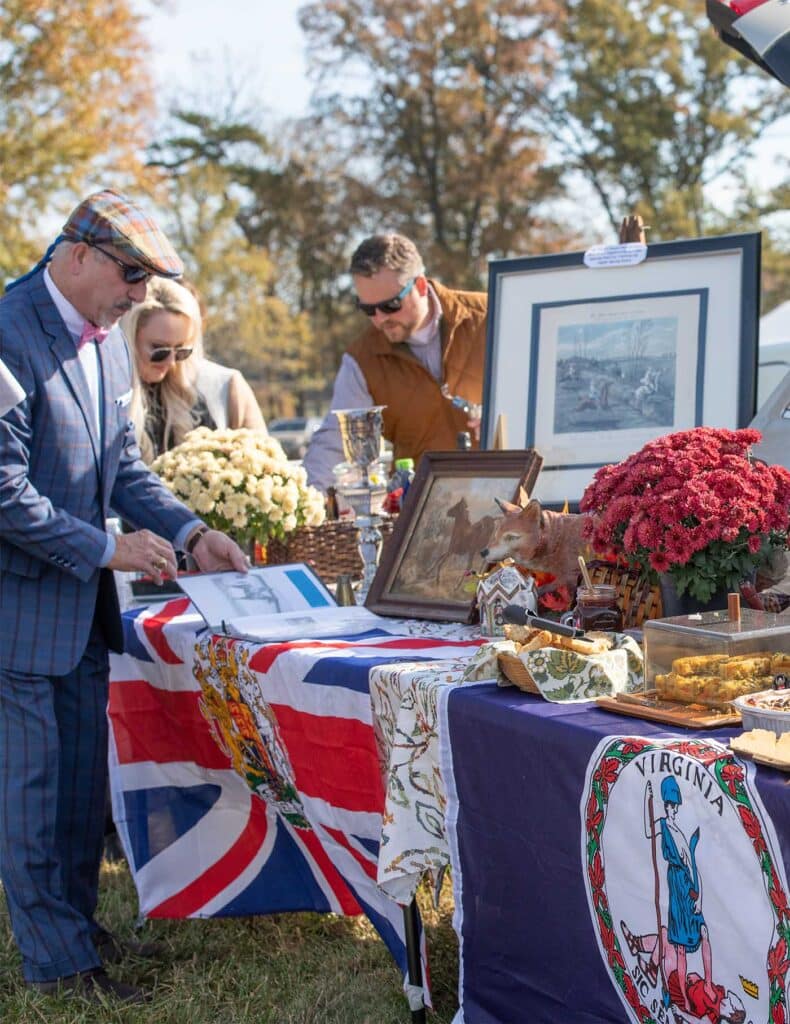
[265,518,396,586]
[585,560,663,627]
[497,652,540,694]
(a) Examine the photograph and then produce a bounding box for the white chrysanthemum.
[194,492,216,514]
[152,427,330,543]
[224,468,244,489]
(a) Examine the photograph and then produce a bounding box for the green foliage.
[148,148,318,418]
[542,0,790,240]
[299,0,576,286]
[669,533,784,603]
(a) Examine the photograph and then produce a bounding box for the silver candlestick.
[333,406,387,603]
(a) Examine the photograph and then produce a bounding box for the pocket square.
[115,389,133,407]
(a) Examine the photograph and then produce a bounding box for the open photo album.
[176,562,384,641]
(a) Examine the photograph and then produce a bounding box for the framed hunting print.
[481,233,760,508]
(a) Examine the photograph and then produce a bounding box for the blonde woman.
[121,278,266,463]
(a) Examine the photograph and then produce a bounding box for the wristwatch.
[185,525,209,556]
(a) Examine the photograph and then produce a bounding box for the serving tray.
[729,739,790,772]
[596,690,741,728]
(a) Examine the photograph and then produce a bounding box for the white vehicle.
[757,301,790,408]
[751,302,790,470]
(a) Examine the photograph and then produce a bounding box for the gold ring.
[152,557,167,572]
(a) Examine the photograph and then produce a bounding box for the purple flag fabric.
[443,684,790,1023]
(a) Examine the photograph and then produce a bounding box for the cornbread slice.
[734,729,778,756]
[722,656,772,679]
[671,654,728,676]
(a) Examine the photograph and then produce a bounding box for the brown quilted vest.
[346,279,487,467]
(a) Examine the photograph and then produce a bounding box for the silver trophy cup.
[333,406,387,603]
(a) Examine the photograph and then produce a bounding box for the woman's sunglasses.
[356,277,416,317]
[149,346,194,364]
[88,242,151,285]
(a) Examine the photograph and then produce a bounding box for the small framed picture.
[365,450,543,622]
[482,233,760,507]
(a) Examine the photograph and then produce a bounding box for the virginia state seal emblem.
[582,736,790,1024]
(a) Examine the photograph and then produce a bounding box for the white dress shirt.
[0,356,24,417]
[43,269,102,438]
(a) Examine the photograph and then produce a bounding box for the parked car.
[757,301,790,408]
[268,416,322,459]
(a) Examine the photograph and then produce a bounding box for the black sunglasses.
[356,277,417,317]
[149,346,194,364]
[88,242,151,285]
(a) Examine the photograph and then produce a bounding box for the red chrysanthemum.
[579,427,790,601]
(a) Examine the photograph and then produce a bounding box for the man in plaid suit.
[0,190,247,1002]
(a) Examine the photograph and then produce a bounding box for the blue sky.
[137,1,787,221]
[139,0,311,119]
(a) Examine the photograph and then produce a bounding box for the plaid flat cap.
[61,189,183,278]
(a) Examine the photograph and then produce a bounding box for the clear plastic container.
[643,608,790,709]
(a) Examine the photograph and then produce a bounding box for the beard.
[378,315,420,344]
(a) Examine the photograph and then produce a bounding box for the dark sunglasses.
[149,346,194,364]
[356,277,416,317]
[88,242,151,284]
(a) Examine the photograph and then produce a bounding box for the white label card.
[583,243,648,269]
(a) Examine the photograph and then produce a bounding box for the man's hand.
[107,529,177,582]
[467,413,481,442]
[190,529,249,574]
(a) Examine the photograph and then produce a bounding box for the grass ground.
[0,859,459,1023]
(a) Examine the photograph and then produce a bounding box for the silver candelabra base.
[337,485,387,604]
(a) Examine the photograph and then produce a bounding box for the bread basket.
[497,652,540,694]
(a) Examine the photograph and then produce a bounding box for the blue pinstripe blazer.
[0,271,197,675]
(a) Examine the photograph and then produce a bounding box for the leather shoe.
[94,926,164,964]
[29,967,149,1004]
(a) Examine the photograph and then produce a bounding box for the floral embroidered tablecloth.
[370,652,482,903]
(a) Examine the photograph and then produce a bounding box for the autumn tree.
[711,170,790,313]
[0,0,158,278]
[298,0,575,286]
[150,125,324,418]
[151,109,365,388]
[537,0,789,241]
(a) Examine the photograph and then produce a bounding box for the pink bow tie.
[78,322,110,348]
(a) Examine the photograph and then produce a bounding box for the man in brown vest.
[303,233,487,491]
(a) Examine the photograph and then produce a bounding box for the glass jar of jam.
[572,584,623,632]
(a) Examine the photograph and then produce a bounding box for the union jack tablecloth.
[108,598,482,993]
